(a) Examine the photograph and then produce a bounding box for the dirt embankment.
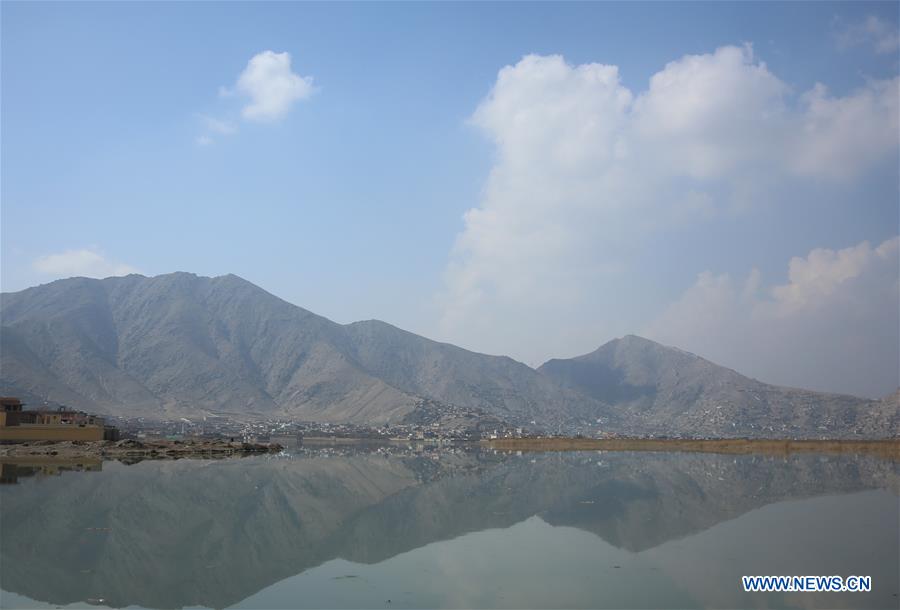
[483,437,900,460]
[0,438,284,460]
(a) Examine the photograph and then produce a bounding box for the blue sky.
[2,2,898,397]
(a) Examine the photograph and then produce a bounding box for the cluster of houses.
[0,395,539,446]
[296,420,529,442]
[107,413,531,444]
[0,397,119,442]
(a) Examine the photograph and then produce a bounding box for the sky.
[2,2,898,398]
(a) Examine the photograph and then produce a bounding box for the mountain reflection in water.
[0,445,897,610]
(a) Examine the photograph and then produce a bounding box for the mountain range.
[1,272,896,438]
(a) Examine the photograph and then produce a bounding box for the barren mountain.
[1,273,895,437]
[0,273,602,426]
[539,335,899,438]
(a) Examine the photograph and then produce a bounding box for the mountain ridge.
[1,272,896,438]
[0,272,607,429]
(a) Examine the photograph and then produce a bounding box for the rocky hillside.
[1,273,895,437]
[0,273,602,426]
[539,335,899,438]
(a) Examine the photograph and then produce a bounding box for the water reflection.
[0,458,103,484]
[0,446,897,609]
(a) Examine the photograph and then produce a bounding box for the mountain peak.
[538,332,890,438]
[614,334,658,346]
[587,334,672,357]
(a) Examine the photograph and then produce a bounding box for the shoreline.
[2,437,897,461]
[0,438,283,461]
[482,437,900,459]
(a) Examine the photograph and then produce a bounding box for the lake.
[1,444,897,609]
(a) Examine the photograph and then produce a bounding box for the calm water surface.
[0,445,897,609]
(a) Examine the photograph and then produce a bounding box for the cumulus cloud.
[437,46,898,365]
[233,50,315,121]
[790,79,900,180]
[632,44,789,180]
[32,249,139,280]
[195,51,311,144]
[644,237,899,398]
[836,15,900,54]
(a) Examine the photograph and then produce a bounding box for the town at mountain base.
[1,272,897,439]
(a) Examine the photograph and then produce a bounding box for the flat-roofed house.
[0,397,24,427]
[0,398,118,442]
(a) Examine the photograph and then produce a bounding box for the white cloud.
[233,50,315,122]
[198,51,313,141]
[770,238,897,312]
[632,45,789,180]
[436,47,898,364]
[790,79,900,180]
[644,237,899,398]
[836,15,900,54]
[438,54,638,360]
[32,248,140,279]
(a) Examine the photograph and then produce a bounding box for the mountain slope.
[539,335,898,438]
[1,274,894,437]
[0,273,604,426]
[343,319,603,427]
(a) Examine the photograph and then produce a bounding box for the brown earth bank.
[483,437,900,460]
[0,438,283,460]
